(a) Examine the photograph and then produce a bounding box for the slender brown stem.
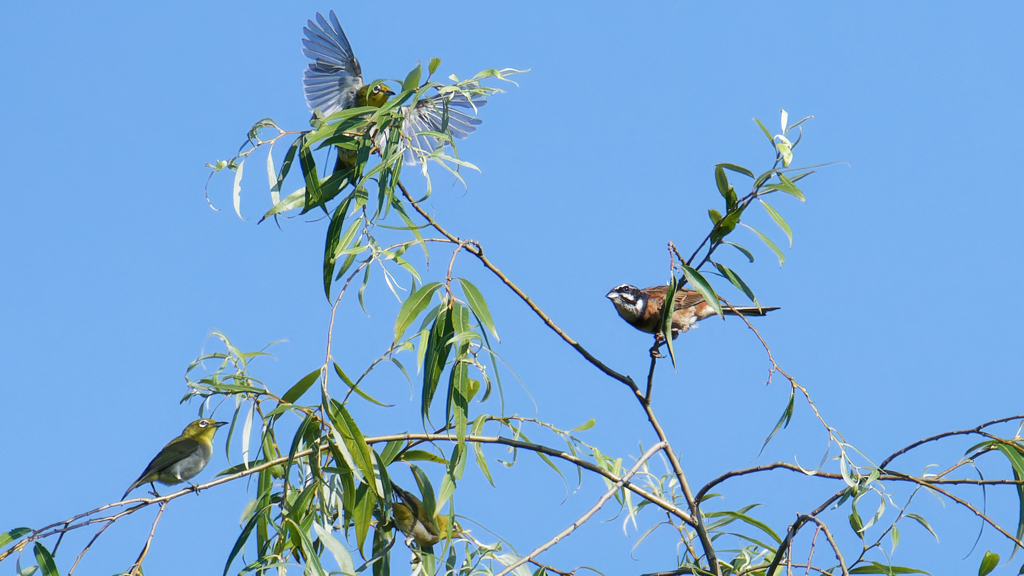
[125,501,166,576]
[67,519,115,575]
[879,415,1024,468]
[494,442,666,576]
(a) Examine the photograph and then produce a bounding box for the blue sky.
[2,1,1023,574]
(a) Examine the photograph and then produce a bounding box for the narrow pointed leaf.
[299,134,324,213]
[395,283,442,343]
[281,368,321,405]
[680,264,722,317]
[0,528,30,548]
[724,241,755,263]
[328,399,377,491]
[33,543,58,576]
[714,262,758,306]
[660,277,677,369]
[743,224,785,266]
[717,163,754,178]
[979,551,999,576]
[758,386,794,456]
[458,278,499,341]
[760,199,793,247]
[312,524,356,576]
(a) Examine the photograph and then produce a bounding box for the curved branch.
[879,415,1024,468]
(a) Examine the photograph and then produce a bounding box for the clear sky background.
[2,1,1023,574]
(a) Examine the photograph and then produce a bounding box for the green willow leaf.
[33,543,59,576]
[714,262,758,306]
[312,523,356,576]
[717,163,755,178]
[0,527,30,548]
[979,551,999,576]
[711,209,742,244]
[754,117,775,148]
[848,562,928,574]
[285,518,328,576]
[760,199,793,247]
[715,165,730,199]
[459,278,499,341]
[572,418,596,432]
[270,135,300,201]
[398,450,449,465]
[409,464,438,519]
[758,386,794,456]
[403,65,423,92]
[680,264,722,317]
[706,511,781,544]
[708,208,723,225]
[763,173,805,201]
[334,362,392,407]
[281,368,320,405]
[350,484,376,556]
[323,196,357,299]
[743,223,785,266]
[422,307,455,421]
[395,282,442,344]
[470,416,495,486]
[724,241,755,263]
[660,277,677,369]
[328,399,376,489]
[298,134,324,213]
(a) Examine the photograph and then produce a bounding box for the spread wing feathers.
[380,93,487,166]
[302,11,364,116]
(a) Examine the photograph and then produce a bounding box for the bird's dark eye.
[200,420,208,427]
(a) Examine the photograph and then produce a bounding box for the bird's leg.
[147,483,162,498]
[189,482,202,495]
[649,336,665,359]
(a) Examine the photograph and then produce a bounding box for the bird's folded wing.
[142,438,202,476]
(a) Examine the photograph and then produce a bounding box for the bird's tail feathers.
[722,306,780,316]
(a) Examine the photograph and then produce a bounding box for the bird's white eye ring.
[200,420,208,427]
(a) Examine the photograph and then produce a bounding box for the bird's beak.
[605,291,616,300]
[213,421,228,428]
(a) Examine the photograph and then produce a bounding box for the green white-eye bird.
[301,11,486,167]
[122,418,227,499]
[392,485,453,548]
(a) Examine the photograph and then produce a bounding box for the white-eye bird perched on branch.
[122,418,227,499]
[301,11,487,167]
[391,485,454,548]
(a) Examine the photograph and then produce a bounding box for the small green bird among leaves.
[122,418,227,500]
[391,485,456,549]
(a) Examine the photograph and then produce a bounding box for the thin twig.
[494,442,666,576]
[125,501,166,576]
[879,415,1024,468]
[67,519,115,575]
[801,516,848,576]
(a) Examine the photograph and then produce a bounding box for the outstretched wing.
[383,92,487,166]
[302,11,364,116]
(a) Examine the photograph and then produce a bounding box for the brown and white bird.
[606,284,778,336]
